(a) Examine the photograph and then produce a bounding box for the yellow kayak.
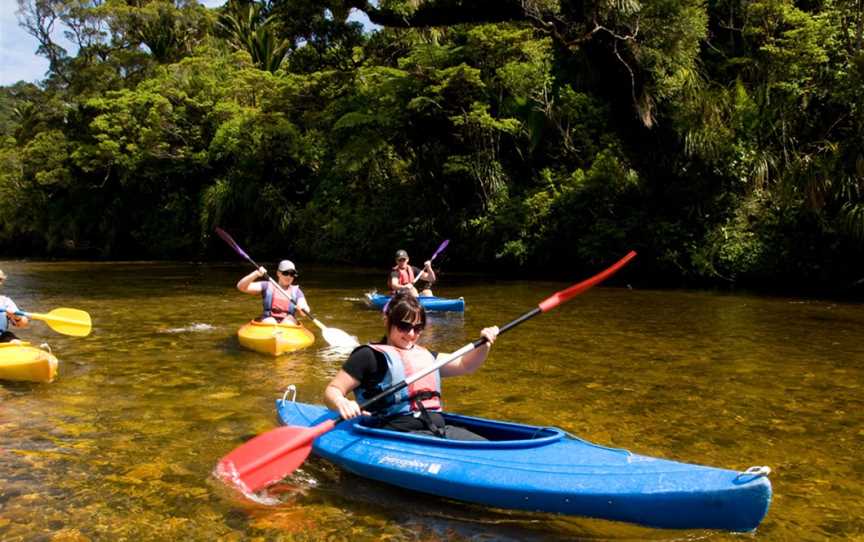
[237,320,315,355]
[0,342,59,383]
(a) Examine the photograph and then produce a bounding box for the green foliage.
[0,0,862,291]
[218,1,292,73]
[469,147,642,269]
[104,0,214,65]
[377,0,420,19]
[22,130,72,187]
[0,153,30,244]
[636,0,708,100]
[551,86,610,162]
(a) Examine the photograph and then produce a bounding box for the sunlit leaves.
[744,0,833,100]
[21,129,71,187]
[104,0,213,65]
[217,1,291,73]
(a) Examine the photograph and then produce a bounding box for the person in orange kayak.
[324,292,498,440]
[0,269,29,343]
[236,260,311,325]
[389,249,436,297]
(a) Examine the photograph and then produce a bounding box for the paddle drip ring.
[280,384,297,404]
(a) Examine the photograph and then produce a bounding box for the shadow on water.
[1,260,863,540]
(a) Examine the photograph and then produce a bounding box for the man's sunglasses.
[397,258,408,262]
[394,321,425,334]
[278,270,297,276]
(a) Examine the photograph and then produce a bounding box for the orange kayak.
[0,342,59,383]
[237,320,315,355]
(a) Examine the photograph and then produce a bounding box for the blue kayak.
[365,293,465,312]
[276,399,772,532]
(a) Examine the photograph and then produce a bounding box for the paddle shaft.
[249,269,320,326]
[255,274,329,330]
[15,311,80,326]
[255,277,340,340]
[251,268,334,333]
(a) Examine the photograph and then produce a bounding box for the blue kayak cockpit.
[352,413,566,449]
[282,398,566,448]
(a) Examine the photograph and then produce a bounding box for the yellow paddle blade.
[25,308,92,337]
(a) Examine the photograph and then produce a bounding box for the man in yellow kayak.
[236,260,311,325]
[0,269,30,343]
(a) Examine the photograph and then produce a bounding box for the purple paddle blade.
[215,227,254,263]
[430,239,449,261]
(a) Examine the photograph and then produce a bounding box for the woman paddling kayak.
[324,292,498,440]
[236,260,311,325]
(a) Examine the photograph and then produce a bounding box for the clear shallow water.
[1,260,862,540]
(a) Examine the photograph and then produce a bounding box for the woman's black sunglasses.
[394,321,425,334]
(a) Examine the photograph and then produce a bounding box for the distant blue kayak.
[365,293,465,312]
[276,399,772,532]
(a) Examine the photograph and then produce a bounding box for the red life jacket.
[262,283,298,319]
[390,265,415,291]
[357,343,442,416]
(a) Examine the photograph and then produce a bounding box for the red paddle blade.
[538,251,637,312]
[217,420,336,493]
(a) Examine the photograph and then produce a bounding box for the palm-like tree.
[218,1,292,73]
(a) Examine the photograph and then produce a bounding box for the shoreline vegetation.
[2,1,862,297]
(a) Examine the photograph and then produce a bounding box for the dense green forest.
[1,0,862,293]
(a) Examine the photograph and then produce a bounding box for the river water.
[1,260,862,541]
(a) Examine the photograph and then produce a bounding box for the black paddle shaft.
[357,306,543,411]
